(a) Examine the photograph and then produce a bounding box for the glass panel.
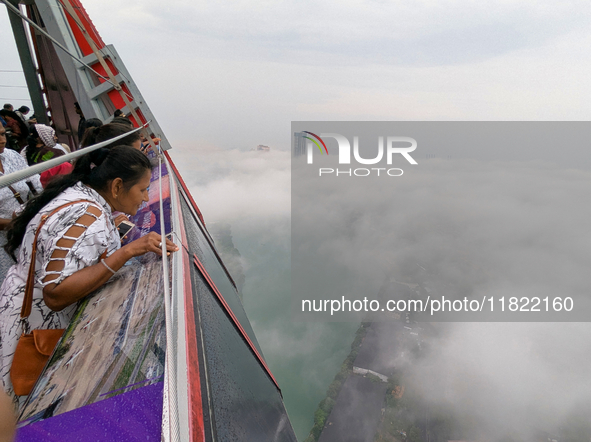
[190,264,297,441]
[178,188,264,356]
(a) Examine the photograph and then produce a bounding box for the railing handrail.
[0,125,146,189]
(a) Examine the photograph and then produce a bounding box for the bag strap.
[20,199,105,318]
[6,182,38,205]
[7,184,25,205]
[26,181,38,197]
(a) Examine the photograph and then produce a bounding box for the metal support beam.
[104,46,172,150]
[34,0,100,120]
[6,0,48,123]
[87,73,123,99]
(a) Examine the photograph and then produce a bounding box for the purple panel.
[123,165,172,243]
[16,382,163,442]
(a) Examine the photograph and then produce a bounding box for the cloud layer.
[292,155,591,436]
[171,142,591,438]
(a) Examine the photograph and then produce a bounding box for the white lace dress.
[0,149,43,281]
[0,182,120,398]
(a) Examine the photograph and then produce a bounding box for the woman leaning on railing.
[0,145,177,403]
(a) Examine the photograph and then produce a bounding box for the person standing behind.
[0,111,27,152]
[0,126,43,281]
[24,125,68,166]
[77,118,102,148]
[74,102,85,143]
[23,125,73,188]
[14,107,31,128]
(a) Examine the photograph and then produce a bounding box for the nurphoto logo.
[294,131,418,177]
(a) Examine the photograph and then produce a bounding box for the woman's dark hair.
[25,125,40,166]
[5,145,151,258]
[80,123,140,149]
[112,117,134,128]
[0,109,28,137]
[81,118,103,135]
[0,109,18,120]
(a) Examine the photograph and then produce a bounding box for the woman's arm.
[0,218,12,230]
[0,390,16,442]
[42,231,178,311]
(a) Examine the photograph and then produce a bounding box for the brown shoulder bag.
[10,200,101,396]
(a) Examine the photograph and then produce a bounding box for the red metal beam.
[192,254,280,391]
[176,193,206,442]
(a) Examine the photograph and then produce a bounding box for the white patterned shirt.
[0,149,43,289]
[0,183,120,398]
[0,149,42,219]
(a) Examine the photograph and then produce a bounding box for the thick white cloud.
[171,145,591,438]
[412,322,591,437]
[169,146,290,222]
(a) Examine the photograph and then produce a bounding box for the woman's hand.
[122,231,179,258]
[114,213,129,226]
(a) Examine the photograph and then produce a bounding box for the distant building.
[293,132,306,157]
[256,144,270,152]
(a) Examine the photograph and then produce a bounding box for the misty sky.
[2,1,591,440]
[2,0,591,153]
